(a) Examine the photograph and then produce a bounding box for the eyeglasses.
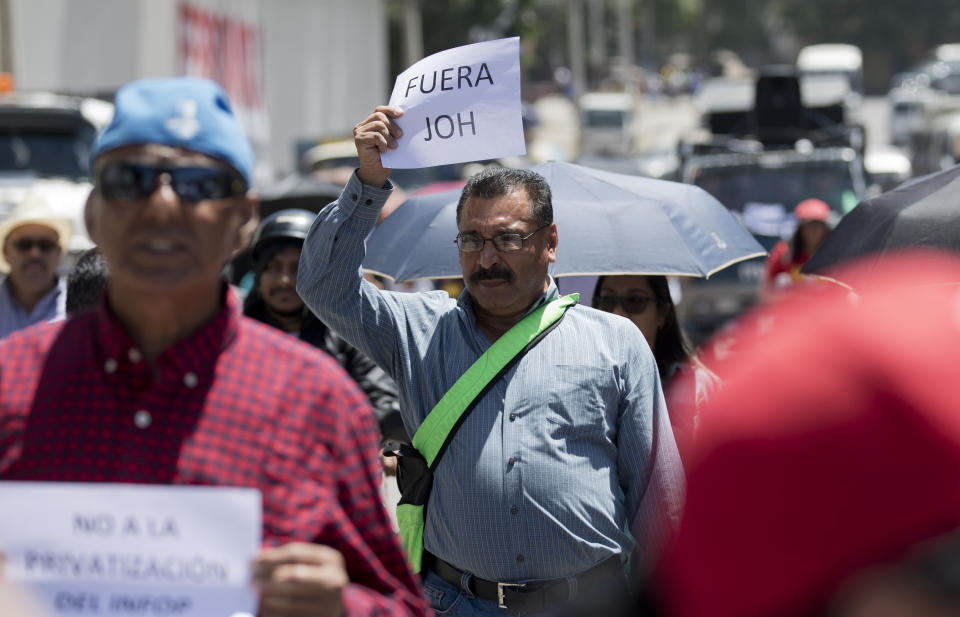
[454,223,550,253]
[11,237,59,253]
[594,294,659,314]
[97,163,247,203]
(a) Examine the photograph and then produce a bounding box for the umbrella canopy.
[362,161,765,282]
[804,164,960,274]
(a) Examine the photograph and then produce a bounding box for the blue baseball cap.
[92,77,254,187]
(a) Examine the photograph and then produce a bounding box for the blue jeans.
[422,568,513,617]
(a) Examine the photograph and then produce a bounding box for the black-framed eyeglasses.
[11,237,59,253]
[97,163,248,203]
[454,223,550,253]
[594,294,659,314]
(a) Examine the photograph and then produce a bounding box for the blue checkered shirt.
[298,172,684,583]
[0,276,65,339]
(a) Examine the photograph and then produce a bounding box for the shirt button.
[510,505,518,515]
[134,410,152,429]
[509,413,516,421]
[183,372,198,388]
[127,348,142,363]
[104,358,118,374]
[365,198,373,205]
[508,456,518,465]
[516,554,525,563]
[350,193,359,201]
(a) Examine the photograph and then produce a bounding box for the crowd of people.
[0,75,958,617]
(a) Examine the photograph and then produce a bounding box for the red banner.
[177,2,267,142]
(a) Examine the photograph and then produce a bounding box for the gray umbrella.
[362,161,765,282]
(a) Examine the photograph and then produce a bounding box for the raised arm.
[296,107,408,372]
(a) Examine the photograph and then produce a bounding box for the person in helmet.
[244,209,406,443]
[762,198,834,294]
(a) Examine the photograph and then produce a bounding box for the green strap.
[411,293,578,466]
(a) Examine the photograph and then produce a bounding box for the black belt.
[423,553,624,614]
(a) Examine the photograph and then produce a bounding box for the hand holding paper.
[353,106,404,188]
[252,543,347,617]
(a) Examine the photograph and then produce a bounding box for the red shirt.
[762,240,810,291]
[0,289,429,617]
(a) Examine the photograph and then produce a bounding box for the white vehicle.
[578,92,637,156]
[0,88,113,263]
[864,146,912,193]
[797,44,864,103]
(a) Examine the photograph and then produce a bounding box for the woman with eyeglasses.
[592,275,717,459]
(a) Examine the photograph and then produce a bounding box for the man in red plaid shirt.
[0,77,428,617]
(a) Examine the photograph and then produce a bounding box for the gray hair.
[456,167,553,227]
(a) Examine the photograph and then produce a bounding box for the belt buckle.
[497,582,525,609]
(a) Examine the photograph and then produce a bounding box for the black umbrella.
[803,164,960,274]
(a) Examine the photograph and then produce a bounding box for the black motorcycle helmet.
[249,208,316,267]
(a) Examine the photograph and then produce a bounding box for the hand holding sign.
[252,543,347,617]
[354,106,404,188]
[380,37,525,170]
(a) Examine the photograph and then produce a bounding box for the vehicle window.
[0,126,96,180]
[692,161,855,215]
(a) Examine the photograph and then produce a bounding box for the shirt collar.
[2,276,64,317]
[94,284,241,384]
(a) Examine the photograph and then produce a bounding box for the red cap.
[655,250,960,617]
[794,198,831,222]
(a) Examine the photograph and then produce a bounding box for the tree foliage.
[386,0,960,91]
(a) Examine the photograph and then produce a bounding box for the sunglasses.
[97,163,247,203]
[594,294,659,314]
[11,237,59,253]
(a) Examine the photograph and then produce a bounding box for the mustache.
[470,265,515,284]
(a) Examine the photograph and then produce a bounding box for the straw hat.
[0,192,73,273]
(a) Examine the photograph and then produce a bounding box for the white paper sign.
[0,482,261,617]
[381,37,526,169]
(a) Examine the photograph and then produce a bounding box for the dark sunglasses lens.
[99,164,153,199]
[595,296,617,312]
[13,239,57,252]
[595,295,654,314]
[99,164,243,201]
[623,296,653,313]
[170,168,232,202]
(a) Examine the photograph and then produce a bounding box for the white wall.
[7,0,388,178]
[260,0,389,174]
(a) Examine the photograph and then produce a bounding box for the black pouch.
[383,442,434,505]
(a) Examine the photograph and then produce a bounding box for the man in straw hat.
[0,77,428,617]
[0,192,72,338]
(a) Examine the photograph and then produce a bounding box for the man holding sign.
[0,78,428,617]
[297,97,683,617]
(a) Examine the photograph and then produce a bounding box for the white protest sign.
[0,482,261,617]
[381,37,526,169]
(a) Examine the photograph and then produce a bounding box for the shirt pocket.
[544,363,610,438]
